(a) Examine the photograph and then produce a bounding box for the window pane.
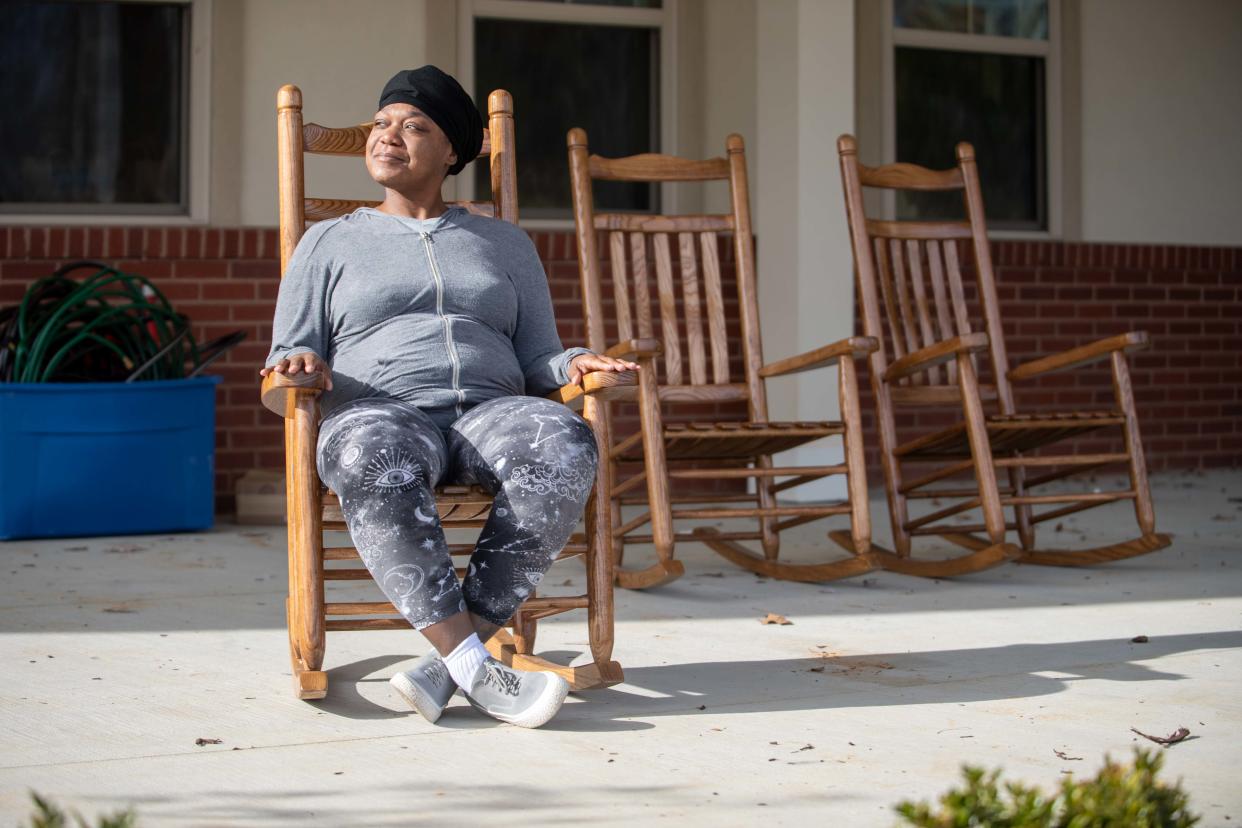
[895,47,1046,230]
[474,18,659,217]
[0,1,186,211]
[894,0,1047,39]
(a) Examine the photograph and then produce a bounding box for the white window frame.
[881,0,1061,238]
[456,0,678,229]
[4,0,211,226]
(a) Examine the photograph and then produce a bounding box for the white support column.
[756,0,856,502]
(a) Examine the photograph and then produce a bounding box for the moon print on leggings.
[317,395,598,632]
[382,563,426,616]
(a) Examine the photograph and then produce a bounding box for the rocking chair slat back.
[873,231,990,388]
[607,232,634,343]
[628,232,655,339]
[572,133,756,401]
[838,136,1012,406]
[597,225,739,390]
[600,225,739,389]
[652,233,683,385]
[700,229,732,384]
[678,232,707,385]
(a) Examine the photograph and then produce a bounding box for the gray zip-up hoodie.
[265,206,590,428]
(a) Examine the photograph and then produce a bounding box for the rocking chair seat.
[320,486,590,564]
[616,420,845,461]
[895,410,1125,459]
[321,485,494,528]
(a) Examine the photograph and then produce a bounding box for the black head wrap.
[377,66,483,176]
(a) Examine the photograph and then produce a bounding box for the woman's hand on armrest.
[567,353,640,386]
[259,352,333,390]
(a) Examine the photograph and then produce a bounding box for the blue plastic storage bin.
[0,376,221,539]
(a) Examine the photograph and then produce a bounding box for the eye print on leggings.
[363,447,422,493]
[512,569,544,599]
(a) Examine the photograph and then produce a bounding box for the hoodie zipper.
[420,231,465,418]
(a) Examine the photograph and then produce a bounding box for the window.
[0,0,208,221]
[887,0,1058,232]
[460,0,674,220]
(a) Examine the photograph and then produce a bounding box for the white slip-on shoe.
[389,651,457,724]
[460,656,570,729]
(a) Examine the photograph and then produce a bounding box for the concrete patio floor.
[1,469,1239,826]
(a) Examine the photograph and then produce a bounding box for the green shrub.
[895,749,1198,827]
[24,792,136,828]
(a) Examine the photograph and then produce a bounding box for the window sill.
[0,213,208,227]
[516,218,578,232]
[987,229,1057,241]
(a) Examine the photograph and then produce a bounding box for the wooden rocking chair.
[832,135,1171,576]
[261,85,632,700]
[567,129,878,588]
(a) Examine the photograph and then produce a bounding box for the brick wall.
[0,227,285,511]
[1,226,1237,513]
[854,241,1241,478]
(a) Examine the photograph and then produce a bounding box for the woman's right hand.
[259,352,333,390]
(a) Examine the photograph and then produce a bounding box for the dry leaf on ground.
[760,613,793,625]
[1130,726,1190,746]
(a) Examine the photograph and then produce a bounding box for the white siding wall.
[211,0,428,226]
[756,0,856,500]
[1079,0,1242,245]
[700,0,757,213]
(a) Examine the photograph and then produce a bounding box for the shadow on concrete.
[314,652,655,732]
[569,630,1242,723]
[303,630,1241,733]
[89,778,827,828]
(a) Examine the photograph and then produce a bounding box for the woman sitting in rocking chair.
[261,66,636,728]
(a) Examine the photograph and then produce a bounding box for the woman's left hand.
[568,353,641,386]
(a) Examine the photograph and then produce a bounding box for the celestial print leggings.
[316,396,599,630]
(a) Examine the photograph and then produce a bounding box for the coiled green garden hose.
[0,261,244,383]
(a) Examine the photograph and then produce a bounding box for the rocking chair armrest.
[547,369,638,410]
[1008,331,1150,381]
[883,333,990,382]
[260,370,328,418]
[604,338,663,361]
[758,336,879,378]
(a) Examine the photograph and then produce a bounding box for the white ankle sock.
[442,634,489,688]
